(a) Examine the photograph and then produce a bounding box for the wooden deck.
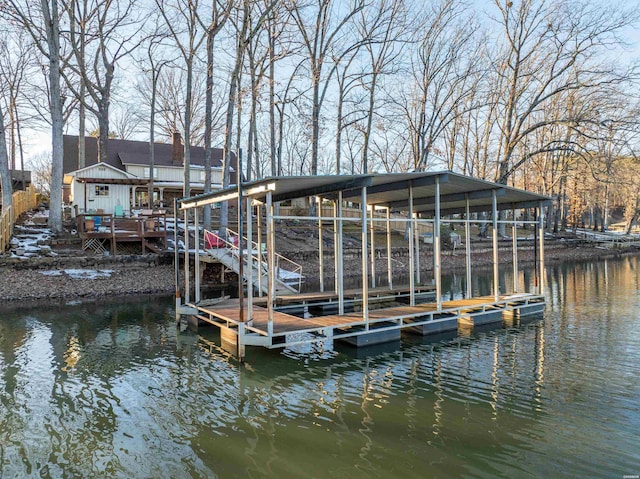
[191,293,544,344]
[77,213,167,254]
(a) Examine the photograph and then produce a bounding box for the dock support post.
[492,189,499,302]
[247,198,253,321]
[435,176,442,310]
[184,209,190,304]
[465,195,472,298]
[257,204,263,297]
[318,196,324,292]
[539,201,545,294]
[408,183,415,306]
[361,187,369,326]
[237,322,245,362]
[512,208,518,293]
[370,206,376,289]
[194,207,201,303]
[334,198,339,294]
[174,199,181,320]
[266,192,275,335]
[386,207,393,290]
[337,192,345,315]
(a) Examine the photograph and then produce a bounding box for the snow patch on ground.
[40,269,115,279]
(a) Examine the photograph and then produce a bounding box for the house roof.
[63,135,232,174]
[179,172,551,215]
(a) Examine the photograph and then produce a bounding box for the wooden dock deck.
[190,293,545,350]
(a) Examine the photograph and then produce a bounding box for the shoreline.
[1,242,637,308]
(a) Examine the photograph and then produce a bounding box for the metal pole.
[370,206,376,289]
[512,208,518,293]
[266,191,275,335]
[194,207,201,303]
[465,195,472,298]
[415,213,420,285]
[408,183,415,306]
[247,197,253,322]
[173,198,181,318]
[334,198,339,294]
[386,207,392,290]
[318,195,324,292]
[361,187,369,325]
[337,191,344,315]
[434,176,441,311]
[492,190,499,302]
[184,208,190,304]
[237,150,244,323]
[539,201,545,294]
[257,204,263,297]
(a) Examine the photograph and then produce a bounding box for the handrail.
[227,228,303,293]
[204,228,303,293]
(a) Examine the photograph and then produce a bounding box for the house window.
[95,185,110,197]
[143,167,159,179]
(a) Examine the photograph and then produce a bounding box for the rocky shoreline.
[0,238,637,309]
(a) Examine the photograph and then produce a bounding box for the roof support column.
[184,208,190,304]
[370,206,376,289]
[174,198,181,317]
[194,207,201,303]
[434,176,442,311]
[266,191,275,334]
[317,196,324,292]
[337,192,344,315]
[361,187,369,326]
[408,182,415,306]
[257,204,263,297]
[386,207,393,290]
[539,201,545,294]
[247,197,253,322]
[465,194,472,298]
[492,189,499,302]
[512,208,518,294]
[415,213,421,285]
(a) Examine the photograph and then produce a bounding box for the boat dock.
[174,171,551,360]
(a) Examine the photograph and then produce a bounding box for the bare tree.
[64,0,143,165]
[285,0,364,180]
[491,0,639,184]
[0,100,12,212]
[5,0,64,232]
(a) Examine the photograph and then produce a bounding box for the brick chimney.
[172,131,183,165]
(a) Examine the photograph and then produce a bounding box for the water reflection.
[0,258,639,477]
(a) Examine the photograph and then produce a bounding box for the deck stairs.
[204,229,303,295]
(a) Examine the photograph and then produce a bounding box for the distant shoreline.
[0,241,637,308]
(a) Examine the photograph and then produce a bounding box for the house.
[63,133,235,216]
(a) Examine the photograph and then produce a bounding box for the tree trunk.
[0,101,13,212]
[42,0,63,233]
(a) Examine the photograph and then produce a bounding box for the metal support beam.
[257,204,263,297]
[415,213,420,285]
[434,177,442,310]
[318,196,324,292]
[361,188,369,325]
[465,195,472,298]
[337,192,344,314]
[266,192,275,335]
[184,209,190,304]
[386,207,393,290]
[247,197,253,322]
[194,207,201,303]
[408,183,415,306]
[370,206,376,289]
[539,201,545,294]
[173,198,181,319]
[492,190,499,302]
[512,208,518,293]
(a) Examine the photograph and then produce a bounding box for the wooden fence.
[0,186,38,253]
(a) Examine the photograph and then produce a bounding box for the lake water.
[1,257,639,478]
